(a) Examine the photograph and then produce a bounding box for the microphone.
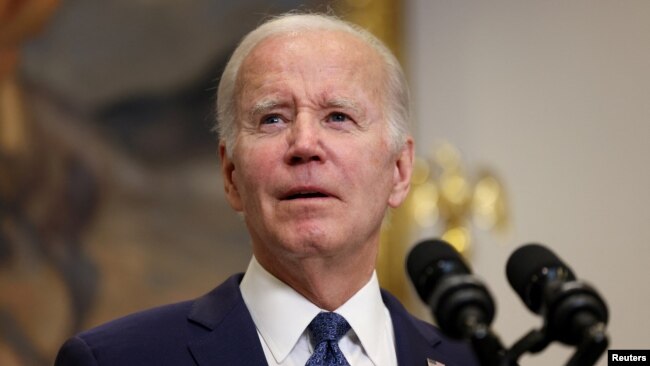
[506,244,609,346]
[407,239,496,339]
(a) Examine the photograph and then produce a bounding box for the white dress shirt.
[240,257,398,366]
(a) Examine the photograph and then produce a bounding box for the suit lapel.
[382,290,447,366]
[186,274,267,365]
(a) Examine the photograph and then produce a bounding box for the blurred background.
[1,1,648,365]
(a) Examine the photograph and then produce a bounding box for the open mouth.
[284,191,329,200]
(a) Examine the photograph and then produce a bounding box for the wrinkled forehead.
[234,29,387,101]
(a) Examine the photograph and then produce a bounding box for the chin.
[278,230,344,257]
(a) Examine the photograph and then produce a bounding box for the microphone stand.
[457,307,518,366]
[500,323,608,366]
[566,322,609,366]
[469,325,517,366]
[502,328,551,365]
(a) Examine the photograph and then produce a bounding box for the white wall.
[406,1,650,365]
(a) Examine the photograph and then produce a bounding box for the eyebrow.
[324,98,364,116]
[250,99,283,117]
[249,97,365,117]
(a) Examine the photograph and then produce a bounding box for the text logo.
[609,350,649,365]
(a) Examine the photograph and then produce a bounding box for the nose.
[285,114,324,165]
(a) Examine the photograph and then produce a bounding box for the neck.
[255,245,378,311]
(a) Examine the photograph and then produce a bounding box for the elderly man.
[55,13,478,366]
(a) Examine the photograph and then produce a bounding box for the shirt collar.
[239,256,390,365]
[335,270,389,366]
[240,257,321,363]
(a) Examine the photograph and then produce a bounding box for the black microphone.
[407,239,496,339]
[506,244,609,346]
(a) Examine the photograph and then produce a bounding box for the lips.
[280,186,336,200]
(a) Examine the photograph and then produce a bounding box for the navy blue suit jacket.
[55,274,478,365]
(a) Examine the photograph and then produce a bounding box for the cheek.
[346,150,392,193]
[368,151,398,195]
[234,146,277,198]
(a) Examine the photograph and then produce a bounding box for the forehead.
[244,29,380,66]
[235,30,385,102]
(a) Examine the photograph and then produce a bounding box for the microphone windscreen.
[407,239,470,302]
[506,243,575,301]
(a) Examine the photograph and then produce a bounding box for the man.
[55,13,478,366]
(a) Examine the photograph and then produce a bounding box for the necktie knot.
[306,312,351,366]
[308,312,350,344]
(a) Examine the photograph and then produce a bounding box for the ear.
[219,143,243,212]
[388,137,414,208]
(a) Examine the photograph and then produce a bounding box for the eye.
[328,112,351,123]
[261,114,283,125]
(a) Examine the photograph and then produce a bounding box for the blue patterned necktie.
[305,312,351,366]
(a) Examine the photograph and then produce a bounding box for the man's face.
[221,30,413,265]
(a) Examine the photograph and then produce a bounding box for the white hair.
[216,12,410,157]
